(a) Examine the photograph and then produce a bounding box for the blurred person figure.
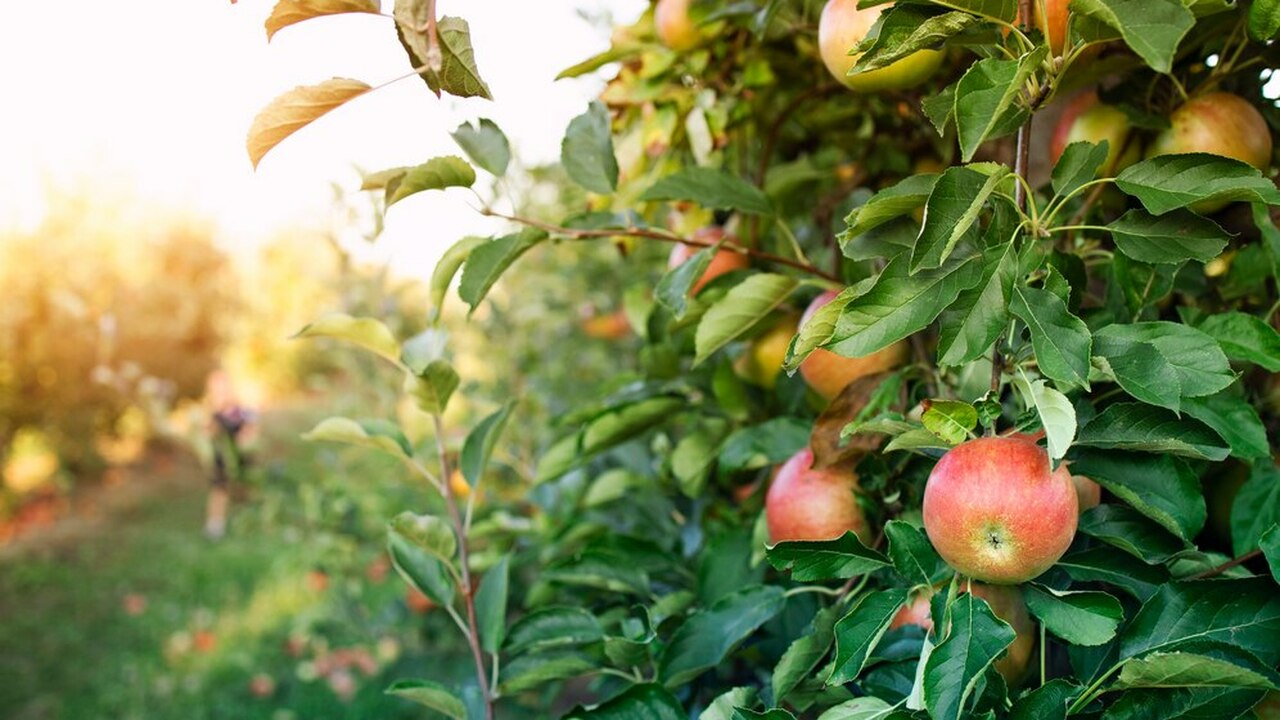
[203,369,256,539]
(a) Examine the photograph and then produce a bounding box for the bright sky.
[0,0,645,277]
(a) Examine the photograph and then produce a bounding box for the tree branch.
[478,208,841,282]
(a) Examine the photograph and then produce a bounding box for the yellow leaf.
[247,78,371,169]
[264,0,382,41]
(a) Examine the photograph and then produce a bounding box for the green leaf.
[694,274,800,365]
[505,607,604,654]
[1261,525,1280,585]
[1010,285,1093,390]
[405,360,460,415]
[1012,375,1077,461]
[582,396,685,456]
[1113,652,1276,690]
[672,421,728,498]
[913,166,1008,272]
[659,585,786,686]
[1078,504,1189,564]
[1057,545,1168,601]
[851,7,977,75]
[545,551,651,595]
[562,101,619,194]
[656,244,716,318]
[1070,0,1193,72]
[841,174,938,244]
[1107,210,1230,264]
[429,236,486,321]
[938,243,1016,366]
[829,588,910,684]
[387,155,477,206]
[784,284,861,371]
[922,83,957,136]
[295,313,402,366]
[1009,679,1080,720]
[1075,403,1230,461]
[247,78,372,169]
[458,228,549,314]
[1253,203,1280,280]
[385,679,467,719]
[640,168,775,215]
[1069,449,1206,541]
[502,651,596,694]
[931,0,1017,22]
[773,608,839,704]
[1181,392,1271,460]
[1231,462,1280,557]
[921,400,977,445]
[827,255,982,359]
[923,593,1016,720]
[556,45,641,80]
[1023,584,1123,646]
[1092,328,1184,411]
[1198,312,1280,372]
[1119,578,1280,665]
[451,118,510,176]
[474,554,509,654]
[302,417,412,457]
[393,11,492,99]
[264,0,381,40]
[1249,0,1280,39]
[1094,322,1235,400]
[387,528,455,606]
[954,55,1037,162]
[815,697,897,720]
[700,688,759,720]
[717,417,811,474]
[1051,141,1110,199]
[766,532,891,582]
[1115,154,1280,215]
[1101,686,1268,719]
[389,512,457,565]
[460,401,515,486]
[885,520,951,587]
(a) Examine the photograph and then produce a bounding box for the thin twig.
[433,414,494,720]
[478,208,842,282]
[1188,548,1263,580]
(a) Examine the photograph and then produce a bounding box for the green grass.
[0,407,466,720]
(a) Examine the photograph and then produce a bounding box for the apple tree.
[246,0,1280,717]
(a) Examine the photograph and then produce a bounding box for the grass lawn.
[0,406,468,720]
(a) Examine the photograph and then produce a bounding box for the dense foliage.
[247,0,1280,718]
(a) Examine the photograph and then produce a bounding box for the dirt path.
[0,447,208,563]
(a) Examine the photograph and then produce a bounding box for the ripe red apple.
[798,291,910,401]
[1069,470,1102,511]
[406,587,435,615]
[667,228,750,294]
[1148,92,1273,212]
[766,447,868,543]
[654,0,702,51]
[923,436,1078,584]
[818,0,942,92]
[735,314,799,390]
[891,583,1035,685]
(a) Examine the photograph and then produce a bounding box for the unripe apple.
[1147,92,1273,212]
[923,436,1078,584]
[654,0,702,51]
[1050,92,1141,175]
[818,0,943,92]
[766,447,868,543]
[735,314,800,389]
[891,583,1035,685]
[667,228,750,294]
[798,291,910,401]
[1069,470,1101,511]
[1148,92,1272,170]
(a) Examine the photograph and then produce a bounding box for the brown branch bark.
[479,208,842,282]
[1188,548,1263,580]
